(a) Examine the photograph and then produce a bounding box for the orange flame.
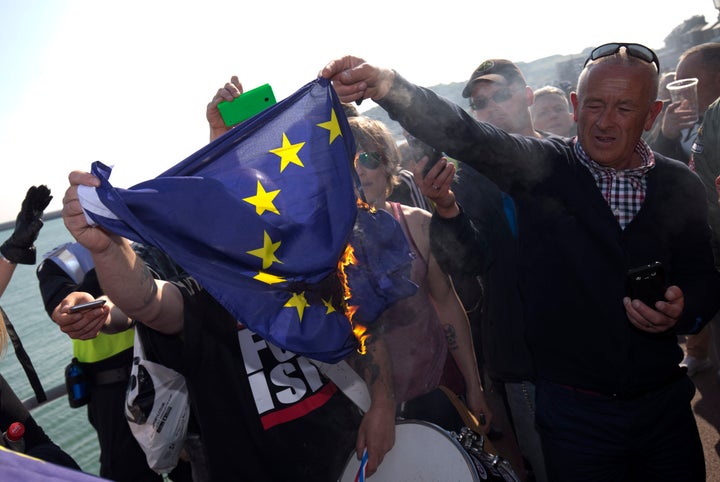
[337,240,369,355]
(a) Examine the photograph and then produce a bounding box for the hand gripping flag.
[77,78,359,362]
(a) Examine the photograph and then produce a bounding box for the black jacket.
[380,74,720,395]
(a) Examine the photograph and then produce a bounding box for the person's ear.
[570,92,579,122]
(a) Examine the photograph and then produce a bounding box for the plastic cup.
[666,78,699,123]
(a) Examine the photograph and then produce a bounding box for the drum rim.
[339,419,480,481]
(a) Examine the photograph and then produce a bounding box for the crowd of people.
[1,38,719,482]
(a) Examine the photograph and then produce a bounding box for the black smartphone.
[217,83,276,127]
[625,262,666,306]
[68,299,107,314]
[406,135,443,176]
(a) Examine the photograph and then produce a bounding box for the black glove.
[1,185,53,264]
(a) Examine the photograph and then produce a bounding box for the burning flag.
[77,78,359,362]
[343,204,419,345]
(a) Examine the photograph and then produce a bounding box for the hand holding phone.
[625,262,666,307]
[405,135,443,176]
[217,83,276,127]
[68,299,107,314]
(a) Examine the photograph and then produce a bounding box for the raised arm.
[207,75,244,142]
[62,172,184,334]
[0,185,52,297]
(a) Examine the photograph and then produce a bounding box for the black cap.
[462,59,527,98]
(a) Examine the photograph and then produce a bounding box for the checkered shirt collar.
[573,138,656,229]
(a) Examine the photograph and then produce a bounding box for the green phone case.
[217,83,276,127]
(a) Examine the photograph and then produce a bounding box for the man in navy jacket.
[321,43,720,481]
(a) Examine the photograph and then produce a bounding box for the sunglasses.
[355,151,383,170]
[584,43,660,72]
[469,87,516,111]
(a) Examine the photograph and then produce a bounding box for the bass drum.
[340,420,479,481]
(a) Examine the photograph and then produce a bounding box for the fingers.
[624,297,657,331]
[415,158,457,215]
[320,56,374,103]
[432,159,455,191]
[207,76,244,138]
[623,287,682,332]
[24,185,52,216]
[319,56,360,80]
[417,158,451,194]
[35,185,53,211]
[54,302,109,340]
[230,75,243,92]
[207,76,243,118]
[68,171,101,188]
[213,80,243,105]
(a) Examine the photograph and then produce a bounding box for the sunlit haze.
[2,0,719,222]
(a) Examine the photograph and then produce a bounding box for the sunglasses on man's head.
[469,87,516,111]
[584,42,660,72]
[355,151,383,170]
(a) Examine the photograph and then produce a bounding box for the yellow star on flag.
[269,133,305,172]
[317,109,342,144]
[254,271,286,285]
[322,298,336,314]
[285,292,309,321]
[247,231,282,269]
[243,181,280,215]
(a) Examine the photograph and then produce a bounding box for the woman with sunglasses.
[346,115,490,433]
[321,43,720,481]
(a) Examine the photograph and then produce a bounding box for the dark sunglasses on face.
[584,42,660,72]
[469,87,516,111]
[355,151,383,170]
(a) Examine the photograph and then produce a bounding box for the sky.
[1,0,719,223]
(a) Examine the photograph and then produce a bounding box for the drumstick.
[355,449,368,482]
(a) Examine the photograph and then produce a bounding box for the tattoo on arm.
[359,338,394,400]
[443,323,459,351]
[360,339,381,386]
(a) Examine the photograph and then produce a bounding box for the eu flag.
[78,78,359,362]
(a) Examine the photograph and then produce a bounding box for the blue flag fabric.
[78,78,359,362]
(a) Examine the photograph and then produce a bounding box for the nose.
[594,107,616,130]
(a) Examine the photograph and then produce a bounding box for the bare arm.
[62,172,184,334]
[426,251,492,429]
[351,334,396,477]
[0,258,16,299]
[404,206,491,428]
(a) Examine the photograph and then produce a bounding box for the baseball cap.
[462,59,527,98]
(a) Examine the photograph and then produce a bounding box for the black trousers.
[535,376,704,482]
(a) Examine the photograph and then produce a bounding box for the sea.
[0,216,102,475]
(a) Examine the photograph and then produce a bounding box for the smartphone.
[68,299,107,314]
[217,83,276,127]
[625,262,666,306]
[405,135,443,176]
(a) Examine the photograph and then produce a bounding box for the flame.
[338,243,357,301]
[337,240,369,355]
[356,198,375,213]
